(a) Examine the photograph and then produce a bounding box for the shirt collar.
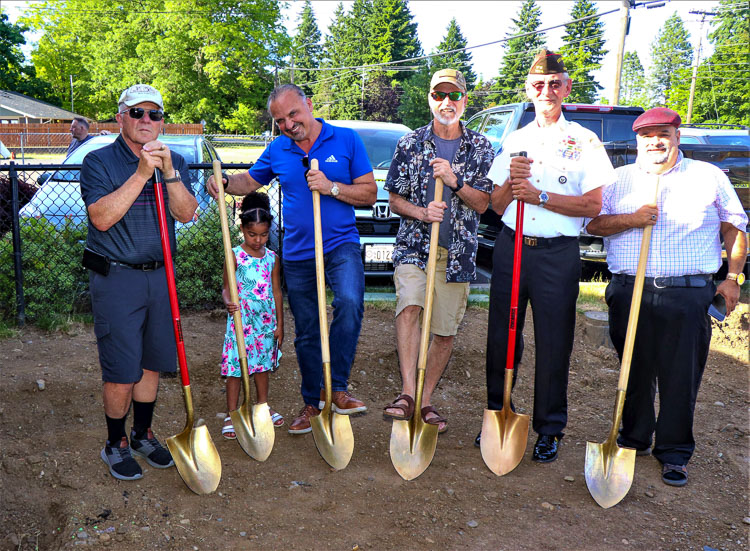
[532,112,568,132]
[421,120,468,145]
[114,133,141,163]
[280,117,330,153]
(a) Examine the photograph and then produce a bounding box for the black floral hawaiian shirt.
[384,121,495,282]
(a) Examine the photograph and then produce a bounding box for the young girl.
[221,192,284,439]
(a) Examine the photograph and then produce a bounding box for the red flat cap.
[632,107,682,132]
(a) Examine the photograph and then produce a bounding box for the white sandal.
[221,416,236,440]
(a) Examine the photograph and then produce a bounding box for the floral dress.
[221,246,280,377]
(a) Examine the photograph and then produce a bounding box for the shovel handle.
[213,160,248,364]
[153,170,191,387]
[310,159,330,364]
[505,152,526,373]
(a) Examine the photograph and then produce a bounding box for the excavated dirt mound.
[1,302,748,551]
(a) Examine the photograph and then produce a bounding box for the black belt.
[111,260,164,271]
[612,273,712,288]
[501,224,577,248]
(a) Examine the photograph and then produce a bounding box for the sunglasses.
[119,107,164,121]
[529,80,564,93]
[430,90,465,102]
[301,156,310,179]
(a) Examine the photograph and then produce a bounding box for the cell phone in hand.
[708,293,727,322]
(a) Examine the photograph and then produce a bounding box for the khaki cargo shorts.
[394,247,470,337]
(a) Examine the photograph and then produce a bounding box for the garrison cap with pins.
[528,49,567,75]
[632,107,682,132]
[118,84,164,110]
[430,68,467,93]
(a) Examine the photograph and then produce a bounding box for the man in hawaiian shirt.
[382,69,494,433]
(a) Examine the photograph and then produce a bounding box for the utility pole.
[70,74,75,112]
[611,0,631,106]
[360,68,365,119]
[686,10,716,124]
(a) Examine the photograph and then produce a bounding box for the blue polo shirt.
[249,119,372,261]
[81,134,194,263]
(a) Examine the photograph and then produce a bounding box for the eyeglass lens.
[431,91,465,101]
[531,80,563,92]
[125,108,164,121]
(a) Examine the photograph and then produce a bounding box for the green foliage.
[669,0,749,125]
[492,0,546,105]
[0,218,87,323]
[291,0,323,97]
[558,0,607,103]
[0,12,56,102]
[24,0,287,131]
[648,12,693,107]
[620,51,648,108]
[397,60,433,129]
[434,18,477,89]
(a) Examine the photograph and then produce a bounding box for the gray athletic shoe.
[130,429,175,469]
[101,437,143,481]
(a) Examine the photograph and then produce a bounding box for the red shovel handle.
[153,170,191,387]
[505,152,527,373]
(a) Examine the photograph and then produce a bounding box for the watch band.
[453,179,464,192]
[163,174,182,184]
[221,171,230,189]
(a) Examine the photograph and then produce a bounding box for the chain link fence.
[0,160,282,326]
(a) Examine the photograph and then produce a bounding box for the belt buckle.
[653,276,668,289]
[524,236,537,247]
[142,261,157,271]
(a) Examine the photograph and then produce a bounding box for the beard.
[432,106,460,126]
[645,149,669,164]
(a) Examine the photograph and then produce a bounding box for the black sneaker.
[130,428,175,469]
[101,437,143,480]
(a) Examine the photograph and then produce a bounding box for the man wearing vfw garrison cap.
[587,107,747,487]
[382,68,494,433]
[480,50,616,462]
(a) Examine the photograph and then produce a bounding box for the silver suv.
[328,120,411,276]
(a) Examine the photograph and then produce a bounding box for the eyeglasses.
[301,156,310,179]
[119,107,164,121]
[529,80,564,93]
[430,90,465,102]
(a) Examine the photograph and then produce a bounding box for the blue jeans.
[283,242,364,407]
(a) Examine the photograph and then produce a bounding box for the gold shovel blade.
[310,404,354,471]
[166,419,221,495]
[584,441,636,509]
[230,402,275,462]
[480,407,530,476]
[389,416,439,481]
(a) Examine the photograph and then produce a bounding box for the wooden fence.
[0,122,203,147]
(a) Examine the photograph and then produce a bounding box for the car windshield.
[349,128,408,169]
[704,135,750,146]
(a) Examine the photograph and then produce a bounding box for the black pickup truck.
[465,102,749,271]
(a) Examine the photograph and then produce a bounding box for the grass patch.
[214,146,264,164]
[0,318,20,339]
[578,281,608,312]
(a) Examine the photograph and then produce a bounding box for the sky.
[3,0,726,103]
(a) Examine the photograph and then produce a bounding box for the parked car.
[19,134,220,229]
[327,120,411,276]
[678,126,750,146]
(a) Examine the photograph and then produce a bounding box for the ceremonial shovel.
[585,177,660,508]
[389,177,443,481]
[481,151,530,477]
[154,170,221,495]
[308,158,355,470]
[213,160,274,461]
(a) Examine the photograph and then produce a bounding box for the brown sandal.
[421,406,448,434]
[383,394,415,420]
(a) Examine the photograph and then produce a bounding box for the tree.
[291,1,323,98]
[669,0,749,125]
[647,12,692,107]
[492,0,546,105]
[0,12,56,103]
[396,59,433,129]
[433,18,477,89]
[620,51,648,108]
[559,0,607,103]
[25,0,288,131]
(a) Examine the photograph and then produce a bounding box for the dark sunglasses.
[430,90,465,102]
[301,156,310,179]
[119,107,164,121]
[529,79,564,92]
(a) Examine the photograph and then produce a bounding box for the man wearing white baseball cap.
[80,84,197,481]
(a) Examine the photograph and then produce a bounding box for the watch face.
[737,273,746,286]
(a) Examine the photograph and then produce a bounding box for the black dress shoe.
[533,434,562,463]
[474,431,481,448]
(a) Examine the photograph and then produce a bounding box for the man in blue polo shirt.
[81,84,197,481]
[208,84,376,434]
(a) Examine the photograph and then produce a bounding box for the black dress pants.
[606,277,714,466]
[485,228,580,437]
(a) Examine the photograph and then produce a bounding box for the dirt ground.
[1,299,748,551]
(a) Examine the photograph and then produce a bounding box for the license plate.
[365,244,393,263]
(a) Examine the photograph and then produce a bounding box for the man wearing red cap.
[481,50,617,462]
[587,107,747,486]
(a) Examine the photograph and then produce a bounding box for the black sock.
[132,400,155,439]
[105,414,127,446]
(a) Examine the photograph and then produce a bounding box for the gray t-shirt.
[427,135,461,249]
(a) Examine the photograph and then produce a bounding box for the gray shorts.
[90,264,177,384]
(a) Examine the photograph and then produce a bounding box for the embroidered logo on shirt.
[325,155,338,163]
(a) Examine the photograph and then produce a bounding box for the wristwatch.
[453,178,464,192]
[726,272,746,285]
[164,171,181,184]
[330,183,340,197]
[538,190,549,208]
